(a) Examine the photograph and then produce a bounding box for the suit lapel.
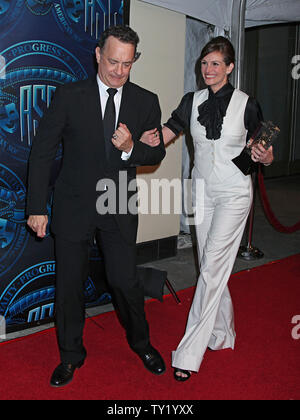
[118,81,133,127]
[82,78,107,162]
[85,78,103,132]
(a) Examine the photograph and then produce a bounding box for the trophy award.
[232,121,280,175]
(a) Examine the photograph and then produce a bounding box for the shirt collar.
[96,74,123,96]
[208,82,234,99]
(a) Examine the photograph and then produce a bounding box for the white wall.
[129,0,186,243]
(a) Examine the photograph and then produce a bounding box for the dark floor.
[5,174,300,339]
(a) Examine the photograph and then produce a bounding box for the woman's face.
[201,51,234,93]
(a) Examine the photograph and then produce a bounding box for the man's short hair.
[98,25,140,55]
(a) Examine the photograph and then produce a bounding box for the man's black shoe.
[135,345,166,375]
[50,360,84,388]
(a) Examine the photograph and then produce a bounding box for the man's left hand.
[112,123,134,154]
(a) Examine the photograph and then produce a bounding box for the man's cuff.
[121,146,134,161]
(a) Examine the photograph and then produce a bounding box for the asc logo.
[52,0,124,51]
[0,40,88,163]
[0,261,111,328]
[0,164,28,278]
[24,1,124,51]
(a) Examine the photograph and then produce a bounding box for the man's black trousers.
[54,214,150,365]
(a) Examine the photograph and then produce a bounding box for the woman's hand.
[140,129,160,147]
[251,144,274,166]
[140,126,176,147]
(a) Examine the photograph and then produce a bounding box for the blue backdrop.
[0,0,127,333]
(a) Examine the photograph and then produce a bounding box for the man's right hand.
[27,215,48,238]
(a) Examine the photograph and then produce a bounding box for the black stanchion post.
[165,279,181,304]
[238,169,264,260]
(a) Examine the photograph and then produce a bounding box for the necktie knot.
[107,88,118,98]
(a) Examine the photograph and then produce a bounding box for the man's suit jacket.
[26,78,165,244]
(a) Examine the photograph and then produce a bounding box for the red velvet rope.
[258,166,300,234]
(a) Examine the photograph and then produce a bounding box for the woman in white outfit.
[141,37,274,381]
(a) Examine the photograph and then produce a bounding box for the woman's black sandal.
[174,368,191,382]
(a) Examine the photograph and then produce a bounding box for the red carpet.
[0,254,299,400]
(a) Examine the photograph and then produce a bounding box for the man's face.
[95,36,136,89]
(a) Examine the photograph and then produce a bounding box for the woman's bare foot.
[174,368,192,382]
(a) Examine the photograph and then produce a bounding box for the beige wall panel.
[130,0,186,243]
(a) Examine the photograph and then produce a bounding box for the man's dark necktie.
[103,88,118,160]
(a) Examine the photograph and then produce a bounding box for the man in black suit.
[26,26,166,387]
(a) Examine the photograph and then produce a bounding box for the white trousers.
[172,169,253,372]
